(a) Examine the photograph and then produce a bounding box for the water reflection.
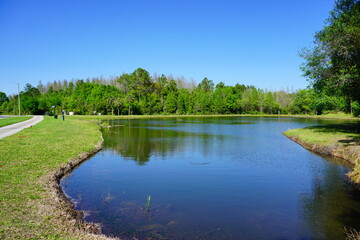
[61,117,360,240]
[301,158,360,240]
[102,120,230,164]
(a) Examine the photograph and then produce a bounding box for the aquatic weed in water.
[146,195,151,212]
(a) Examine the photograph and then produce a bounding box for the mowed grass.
[284,123,360,146]
[0,116,32,127]
[315,112,358,120]
[0,116,103,239]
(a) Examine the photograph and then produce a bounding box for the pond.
[61,117,360,240]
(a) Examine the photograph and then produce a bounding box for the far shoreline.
[67,113,359,121]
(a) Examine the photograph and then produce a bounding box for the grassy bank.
[0,116,32,127]
[0,116,114,239]
[284,123,360,182]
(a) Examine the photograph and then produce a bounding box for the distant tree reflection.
[101,120,227,165]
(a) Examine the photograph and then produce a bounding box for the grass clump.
[0,116,113,239]
[0,116,32,127]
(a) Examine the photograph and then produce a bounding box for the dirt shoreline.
[40,136,118,239]
[285,135,360,184]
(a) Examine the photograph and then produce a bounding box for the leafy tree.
[124,91,136,115]
[164,92,177,114]
[251,87,260,113]
[19,84,42,114]
[351,101,360,117]
[289,89,315,114]
[177,88,191,114]
[301,0,360,108]
[212,83,235,114]
[131,68,153,101]
[192,78,215,114]
[312,93,343,114]
[163,79,178,114]
[197,77,214,93]
[154,74,168,108]
[263,92,276,114]
[164,79,178,95]
[274,91,293,113]
[146,92,162,114]
[212,82,226,114]
[0,92,9,114]
[117,73,132,95]
[241,89,254,113]
[0,92,8,104]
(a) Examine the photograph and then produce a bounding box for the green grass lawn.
[0,116,109,239]
[314,112,358,120]
[0,116,33,127]
[284,123,360,145]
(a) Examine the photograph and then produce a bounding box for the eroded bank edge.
[40,128,118,239]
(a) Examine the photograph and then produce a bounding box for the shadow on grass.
[306,122,360,146]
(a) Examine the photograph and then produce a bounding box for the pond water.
[61,117,360,240]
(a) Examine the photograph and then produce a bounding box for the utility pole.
[18,83,21,116]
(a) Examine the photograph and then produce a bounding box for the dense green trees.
[301,0,360,116]
[0,68,349,116]
[0,92,8,104]
[0,92,8,114]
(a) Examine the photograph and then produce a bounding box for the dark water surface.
[61,117,360,240]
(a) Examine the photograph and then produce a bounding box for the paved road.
[0,116,44,140]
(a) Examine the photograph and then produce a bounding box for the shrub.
[351,101,360,117]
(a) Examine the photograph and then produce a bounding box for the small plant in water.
[146,195,151,212]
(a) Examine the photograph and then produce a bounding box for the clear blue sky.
[0,0,334,96]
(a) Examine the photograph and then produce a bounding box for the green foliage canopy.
[0,68,350,116]
[301,0,360,103]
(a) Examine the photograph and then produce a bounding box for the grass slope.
[0,117,113,239]
[0,116,32,127]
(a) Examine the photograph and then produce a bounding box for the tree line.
[0,67,354,116]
